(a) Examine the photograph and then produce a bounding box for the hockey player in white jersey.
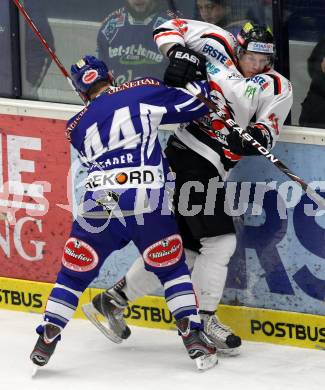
[83,20,293,355]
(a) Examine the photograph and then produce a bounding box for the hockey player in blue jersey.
[30,55,217,371]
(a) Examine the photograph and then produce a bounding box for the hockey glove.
[164,45,207,88]
[226,125,270,156]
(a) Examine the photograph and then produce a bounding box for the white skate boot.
[200,312,241,355]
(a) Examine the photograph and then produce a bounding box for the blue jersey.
[66,78,209,216]
[97,7,169,84]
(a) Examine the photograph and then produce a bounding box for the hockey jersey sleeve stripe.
[201,33,236,62]
[175,95,200,111]
[189,101,206,111]
[265,74,282,95]
[223,148,242,161]
[160,81,209,124]
[153,27,174,37]
[153,31,183,42]
[174,82,209,112]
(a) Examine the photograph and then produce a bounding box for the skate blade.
[218,346,241,356]
[195,353,218,371]
[82,303,123,344]
[31,365,39,378]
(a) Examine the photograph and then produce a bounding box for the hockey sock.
[158,264,201,328]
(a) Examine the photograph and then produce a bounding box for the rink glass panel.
[18,0,174,104]
[0,1,14,97]
[16,0,271,104]
[287,1,325,126]
[1,0,323,128]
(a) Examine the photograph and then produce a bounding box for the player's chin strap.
[186,81,325,210]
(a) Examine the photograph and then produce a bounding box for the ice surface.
[1,310,324,390]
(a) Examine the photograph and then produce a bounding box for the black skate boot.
[30,324,61,367]
[177,317,218,371]
[200,311,241,355]
[82,277,131,343]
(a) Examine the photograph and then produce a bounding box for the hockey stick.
[167,0,181,17]
[186,82,325,208]
[11,0,88,104]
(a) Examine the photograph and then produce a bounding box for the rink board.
[1,103,325,323]
[1,276,325,351]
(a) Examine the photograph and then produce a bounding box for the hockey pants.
[40,211,202,333]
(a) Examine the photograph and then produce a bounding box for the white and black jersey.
[154,18,293,180]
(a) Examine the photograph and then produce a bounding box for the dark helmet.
[70,55,112,93]
[237,22,274,56]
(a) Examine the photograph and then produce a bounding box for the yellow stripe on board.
[0,277,91,318]
[1,277,325,350]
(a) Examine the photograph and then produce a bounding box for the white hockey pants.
[123,233,237,312]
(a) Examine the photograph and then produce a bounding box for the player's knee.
[142,234,184,271]
[200,234,236,266]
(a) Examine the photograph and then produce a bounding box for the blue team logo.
[102,11,126,43]
[202,44,228,65]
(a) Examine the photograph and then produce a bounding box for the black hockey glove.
[164,45,207,88]
[226,125,270,156]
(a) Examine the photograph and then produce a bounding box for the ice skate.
[30,324,61,367]
[201,312,241,355]
[82,284,131,344]
[177,317,218,371]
